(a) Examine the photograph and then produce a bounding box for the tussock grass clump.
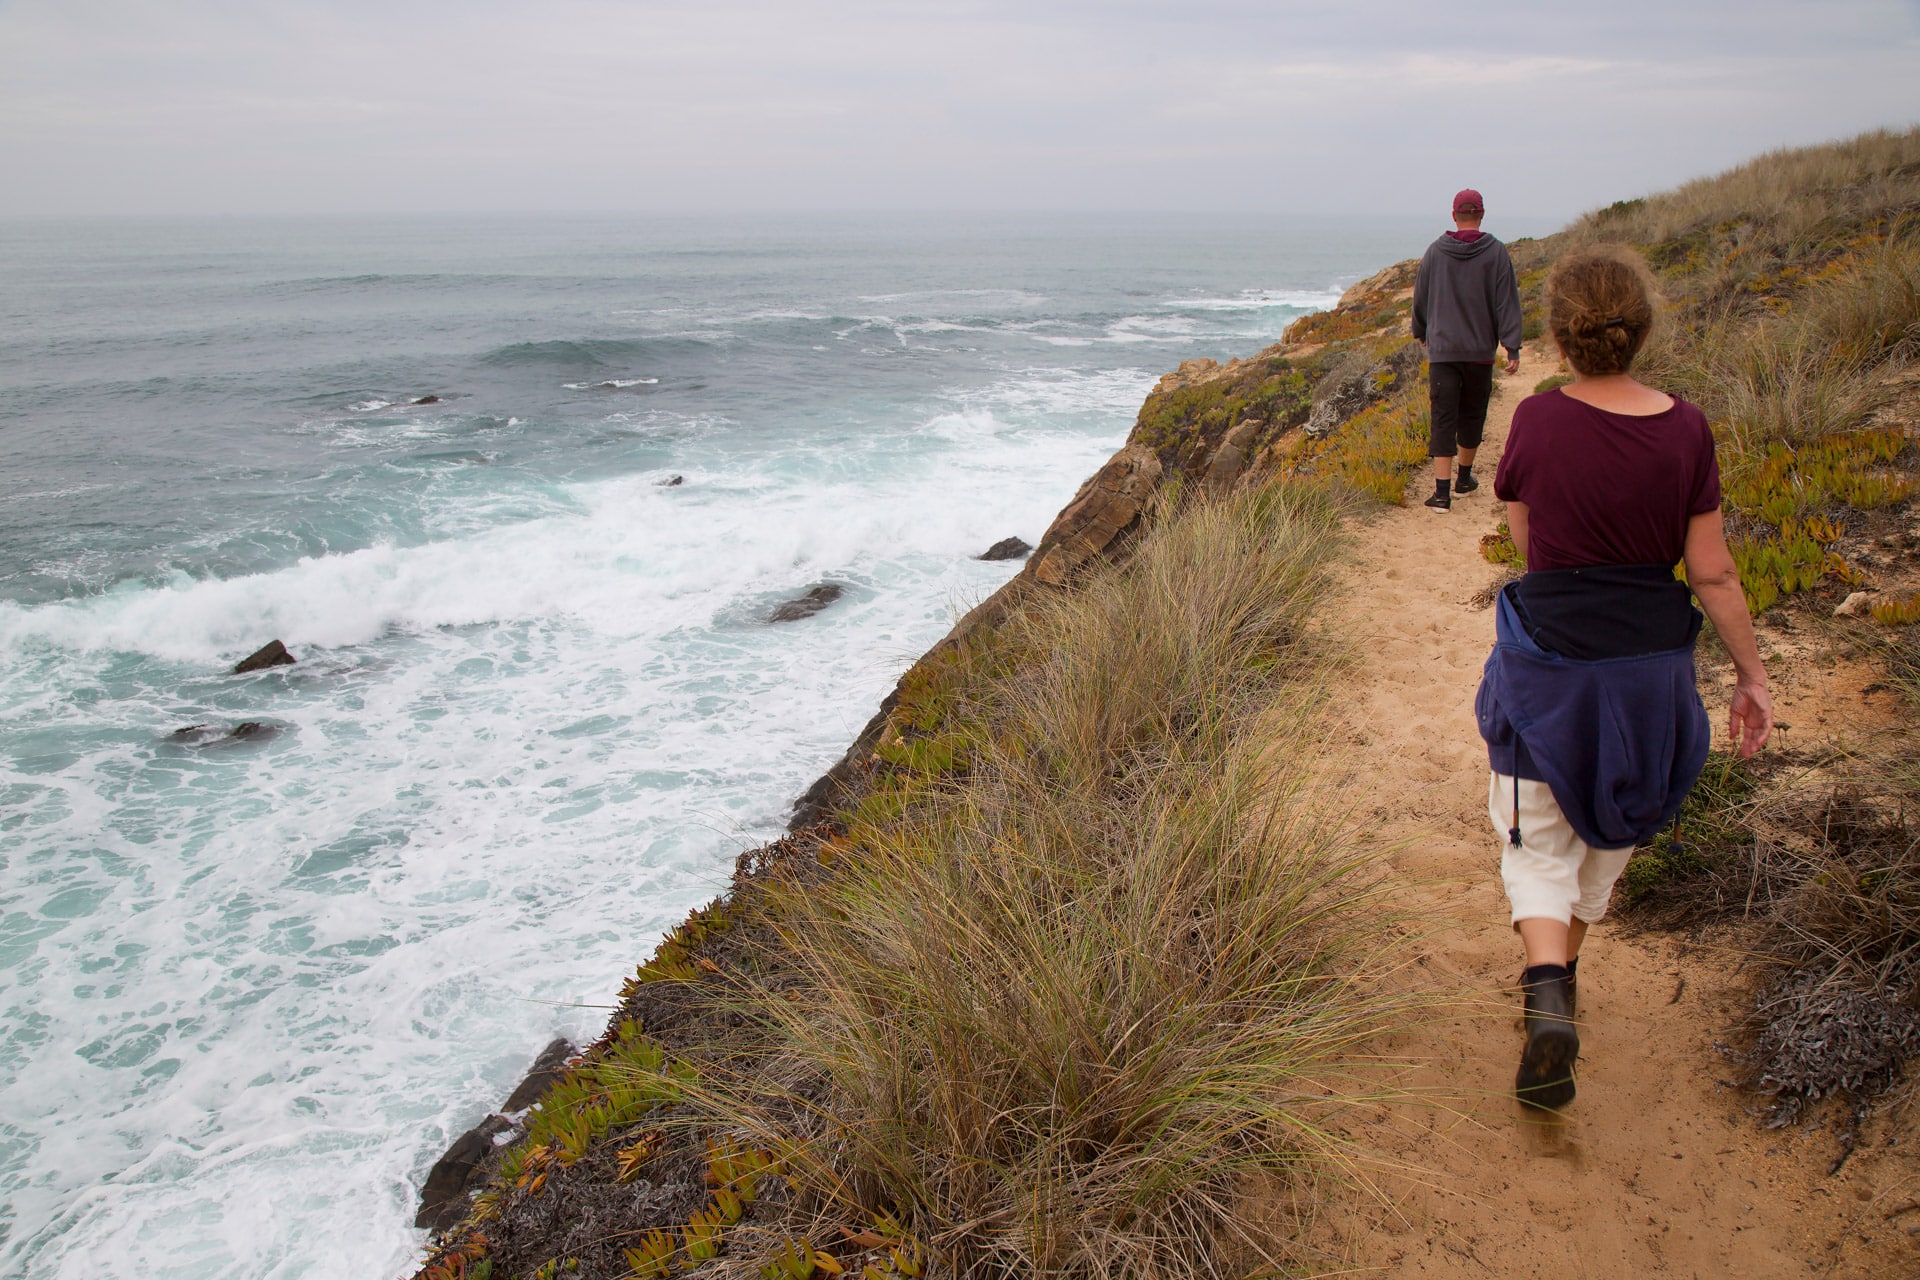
[1800,236,1920,365]
[715,485,1410,1279]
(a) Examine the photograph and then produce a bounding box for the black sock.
[1457,463,1474,482]
[1434,478,1451,498]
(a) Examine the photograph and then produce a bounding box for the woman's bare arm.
[1507,500,1529,562]
[1681,509,1773,756]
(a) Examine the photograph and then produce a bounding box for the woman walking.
[1475,245,1774,1109]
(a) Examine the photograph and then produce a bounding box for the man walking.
[1411,188,1523,511]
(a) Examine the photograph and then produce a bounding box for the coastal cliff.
[408,259,1440,1280]
[412,127,1920,1280]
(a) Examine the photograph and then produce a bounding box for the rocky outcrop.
[416,1038,575,1232]
[167,721,281,746]
[1203,420,1262,491]
[770,584,844,623]
[657,475,685,487]
[1028,444,1163,586]
[234,640,296,673]
[977,536,1032,561]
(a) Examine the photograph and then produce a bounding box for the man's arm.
[1410,249,1430,344]
[1494,245,1524,371]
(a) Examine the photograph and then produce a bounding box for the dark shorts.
[1428,361,1495,457]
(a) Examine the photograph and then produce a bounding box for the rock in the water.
[169,721,280,746]
[413,394,441,405]
[415,1114,513,1232]
[233,640,296,674]
[501,1037,575,1113]
[657,474,685,487]
[1835,591,1879,617]
[414,1038,573,1233]
[977,536,1033,562]
[770,583,844,623]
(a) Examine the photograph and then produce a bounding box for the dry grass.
[1571,126,1920,275]
[702,484,1416,1279]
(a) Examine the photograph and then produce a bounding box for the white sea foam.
[0,215,1379,1279]
[1162,289,1343,312]
[560,378,659,390]
[0,363,1150,1280]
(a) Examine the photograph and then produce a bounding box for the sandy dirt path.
[1313,344,1920,1278]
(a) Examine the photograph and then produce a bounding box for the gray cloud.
[1,0,1915,218]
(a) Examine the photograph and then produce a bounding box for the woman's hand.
[1728,678,1773,758]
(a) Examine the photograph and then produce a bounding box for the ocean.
[0,212,1438,1278]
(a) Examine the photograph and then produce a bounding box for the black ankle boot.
[1566,955,1579,1020]
[1516,963,1578,1110]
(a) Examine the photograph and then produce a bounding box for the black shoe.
[1453,471,1480,495]
[1423,491,1451,512]
[1566,955,1579,1020]
[1516,963,1578,1110]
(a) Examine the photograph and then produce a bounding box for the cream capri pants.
[1488,772,1636,925]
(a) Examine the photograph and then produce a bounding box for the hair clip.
[1604,316,1627,328]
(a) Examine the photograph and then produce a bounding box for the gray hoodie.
[1410,233,1523,364]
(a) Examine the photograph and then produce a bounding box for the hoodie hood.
[1435,231,1499,260]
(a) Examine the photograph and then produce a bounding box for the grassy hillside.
[412,128,1920,1280]
[1550,129,1920,1125]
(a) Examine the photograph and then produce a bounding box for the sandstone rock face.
[1153,357,1221,396]
[770,583,844,623]
[1029,444,1164,586]
[1204,420,1263,491]
[233,640,296,673]
[977,536,1032,561]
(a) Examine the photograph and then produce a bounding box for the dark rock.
[228,721,269,739]
[770,583,843,623]
[415,1113,513,1232]
[413,395,441,405]
[169,724,209,739]
[233,640,296,674]
[656,475,685,487]
[790,692,898,829]
[501,1037,575,1113]
[414,1038,574,1233]
[977,536,1032,562]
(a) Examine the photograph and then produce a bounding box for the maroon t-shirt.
[1494,388,1721,570]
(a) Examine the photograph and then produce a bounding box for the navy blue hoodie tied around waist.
[1475,573,1711,850]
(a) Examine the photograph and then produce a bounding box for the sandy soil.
[1312,343,1920,1278]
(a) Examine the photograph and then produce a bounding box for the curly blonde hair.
[1546,246,1660,376]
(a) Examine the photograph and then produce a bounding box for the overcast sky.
[2,0,1916,220]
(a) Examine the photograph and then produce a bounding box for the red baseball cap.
[1453,188,1485,214]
